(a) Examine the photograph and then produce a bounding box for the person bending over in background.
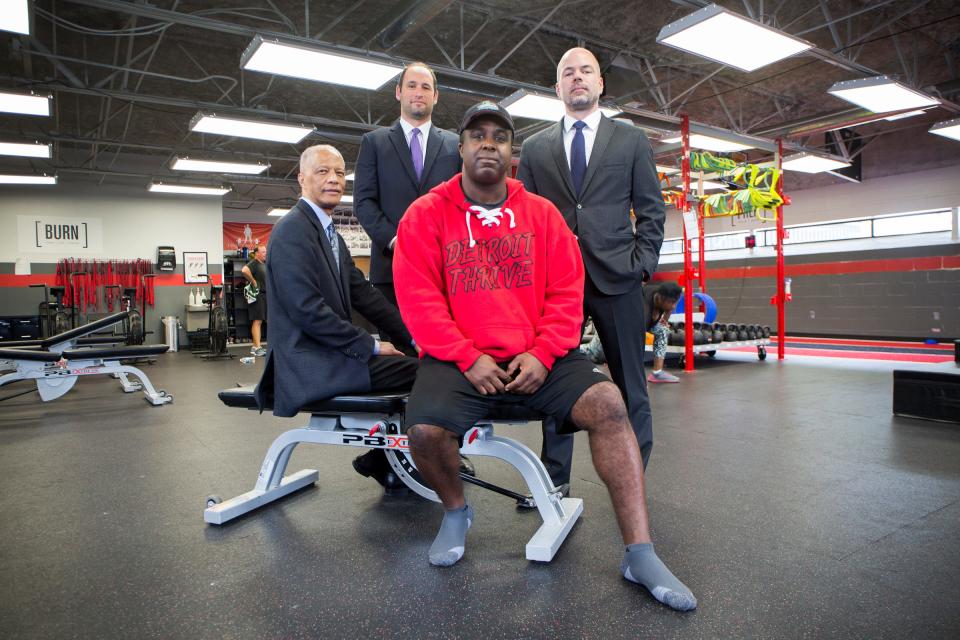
[393,102,695,611]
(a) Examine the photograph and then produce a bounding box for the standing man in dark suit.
[256,144,418,493]
[353,61,461,315]
[354,61,473,477]
[517,47,666,490]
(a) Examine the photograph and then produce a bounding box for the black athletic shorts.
[404,350,610,437]
[248,292,267,321]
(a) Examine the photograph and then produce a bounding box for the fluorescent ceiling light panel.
[656,164,679,175]
[267,207,290,217]
[657,4,812,72]
[500,91,620,122]
[0,141,51,158]
[0,1,30,35]
[149,182,230,196]
[172,157,269,174]
[190,113,313,144]
[663,134,752,153]
[345,173,355,181]
[884,109,927,121]
[781,152,851,173]
[339,195,354,204]
[827,76,939,113]
[0,91,50,116]
[242,37,401,90]
[0,174,56,185]
[929,117,960,142]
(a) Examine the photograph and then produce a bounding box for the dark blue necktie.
[326,223,340,274]
[570,120,587,196]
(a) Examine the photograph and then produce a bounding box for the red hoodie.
[394,174,585,372]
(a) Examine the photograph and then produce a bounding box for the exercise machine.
[206,386,582,562]
[194,278,232,360]
[0,312,172,405]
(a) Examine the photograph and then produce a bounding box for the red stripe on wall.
[0,274,222,287]
[652,254,960,281]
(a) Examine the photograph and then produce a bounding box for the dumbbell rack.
[664,337,770,365]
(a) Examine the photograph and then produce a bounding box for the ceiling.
[2,0,959,220]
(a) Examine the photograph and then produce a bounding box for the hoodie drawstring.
[465,205,516,247]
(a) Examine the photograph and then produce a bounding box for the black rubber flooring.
[1,349,959,639]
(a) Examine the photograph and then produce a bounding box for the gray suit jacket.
[516,115,665,296]
[353,120,461,284]
[255,199,412,417]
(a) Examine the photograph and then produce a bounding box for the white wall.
[664,164,960,239]
[0,184,223,266]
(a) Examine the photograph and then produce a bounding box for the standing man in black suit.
[517,47,666,489]
[354,61,474,477]
[256,144,418,493]
[353,61,461,315]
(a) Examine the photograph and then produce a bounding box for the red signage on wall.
[223,222,273,251]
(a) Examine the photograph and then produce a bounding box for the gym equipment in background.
[0,311,172,405]
[207,386,581,562]
[194,277,232,360]
[30,283,73,337]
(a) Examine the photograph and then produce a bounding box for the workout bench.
[206,385,583,562]
[0,311,172,405]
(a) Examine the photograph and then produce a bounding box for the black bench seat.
[219,384,545,421]
[0,344,168,362]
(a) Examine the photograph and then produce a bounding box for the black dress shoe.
[383,471,411,496]
[517,483,570,510]
[352,450,390,487]
[458,454,476,477]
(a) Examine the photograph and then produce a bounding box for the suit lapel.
[419,125,443,190]
[387,121,420,188]
[299,200,347,309]
[579,115,614,197]
[548,121,576,200]
[337,235,351,309]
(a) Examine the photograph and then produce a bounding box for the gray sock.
[621,543,697,611]
[429,504,473,567]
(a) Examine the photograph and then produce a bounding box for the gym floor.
[1,349,958,639]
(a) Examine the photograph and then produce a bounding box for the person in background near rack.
[645,282,682,383]
[353,60,474,479]
[255,144,419,496]
[583,282,683,383]
[242,244,268,357]
[516,47,665,492]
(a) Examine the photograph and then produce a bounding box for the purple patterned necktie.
[410,127,423,181]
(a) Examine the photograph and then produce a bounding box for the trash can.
[162,316,180,352]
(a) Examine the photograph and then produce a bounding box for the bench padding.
[0,348,61,362]
[62,344,169,360]
[219,384,545,421]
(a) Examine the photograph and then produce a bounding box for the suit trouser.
[373,283,400,345]
[539,275,653,485]
[368,353,418,392]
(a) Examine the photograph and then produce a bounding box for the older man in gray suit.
[517,47,666,490]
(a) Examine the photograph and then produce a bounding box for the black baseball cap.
[459,100,515,134]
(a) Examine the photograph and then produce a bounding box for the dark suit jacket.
[354,120,461,284]
[516,115,665,296]
[255,199,413,417]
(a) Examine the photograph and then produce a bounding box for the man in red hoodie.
[393,102,696,612]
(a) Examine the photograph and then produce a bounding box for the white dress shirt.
[561,109,603,170]
[399,117,431,165]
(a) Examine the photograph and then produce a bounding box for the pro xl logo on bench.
[341,434,409,449]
